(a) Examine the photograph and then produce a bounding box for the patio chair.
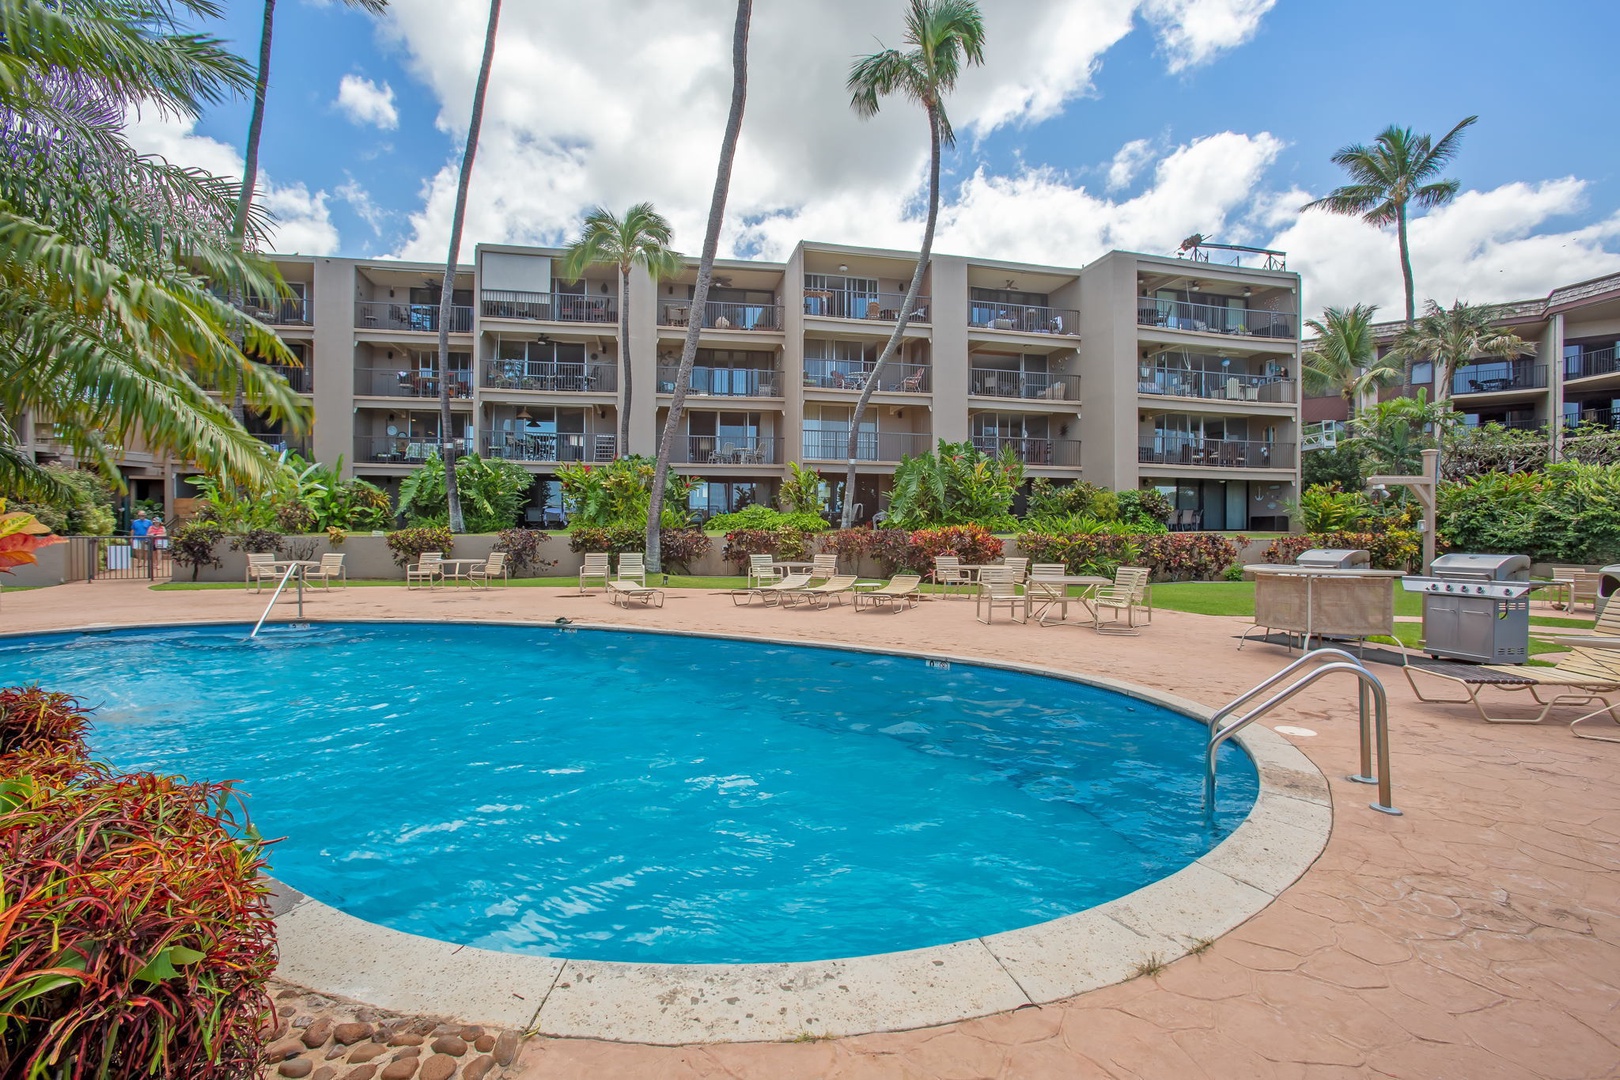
[747,554,782,589]
[307,553,346,590]
[617,552,648,586]
[1026,569,1072,625]
[1002,557,1029,582]
[932,555,973,599]
[804,553,838,585]
[855,574,921,613]
[1093,567,1152,634]
[975,567,1026,624]
[1570,569,1602,611]
[405,552,443,589]
[729,573,813,606]
[469,551,507,588]
[1403,646,1620,741]
[579,552,611,593]
[783,574,859,609]
[245,552,278,592]
[607,577,665,608]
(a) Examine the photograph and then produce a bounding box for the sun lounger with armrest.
[728,573,813,606]
[1403,646,1620,740]
[854,574,921,612]
[607,577,664,608]
[783,574,859,608]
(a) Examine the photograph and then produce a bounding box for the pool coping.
[7,616,1333,1044]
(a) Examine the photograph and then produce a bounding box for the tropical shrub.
[905,525,1004,570]
[1440,423,1550,480]
[227,528,283,555]
[386,526,454,567]
[657,529,712,574]
[495,528,556,577]
[1025,478,1103,522]
[721,528,814,568]
[168,521,225,581]
[1290,484,1374,533]
[567,524,648,556]
[558,456,696,530]
[0,753,277,1079]
[1261,530,1423,571]
[0,687,89,758]
[1016,531,1244,581]
[0,501,66,575]
[778,461,824,516]
[400,453,531,533]
[1437,462,1620,563]
[273,500,317,534]
[1301,442,1365,490]
[886,440,1023,530]
[1115,488,1174,527]
[704,505,826,534]
[4,465,117,535]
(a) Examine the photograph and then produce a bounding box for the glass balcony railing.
[355,301,472,333]
[1137,437,1293,469]
[968,368,1079,401]
[1451,361,1546,396]
[656,366,782,396]
[658,299,782,331]
[803,290,930,323]
[967,302,1078,335]
[480,289,617,324]
[800,430,929,462]
[969,435,1081,467]
[1137,298,1296,338]
[482,360,615,393]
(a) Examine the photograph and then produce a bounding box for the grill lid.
[1429,552,1530,581]
[1294,548,1371,569]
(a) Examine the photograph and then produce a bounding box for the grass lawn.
[154,575,750,592]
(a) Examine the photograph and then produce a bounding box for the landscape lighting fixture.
[837,264,849,272]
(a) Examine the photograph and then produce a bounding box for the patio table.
[437,558,489,586]
[1025,575,1109,624]
[773,561,816,577]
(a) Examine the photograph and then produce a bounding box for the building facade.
[1302,271,1620,450]
[18,239,1304,531]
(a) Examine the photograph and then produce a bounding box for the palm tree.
[1352,388,1454,477]
[839,0,985,528]
[0,0,310,498]
[1302,116,1477,323]
[1301,304,1399,415]
[645,0,753,572]
[1392,300,1533,405]
[231,0,389,243]
[434,0,501,533]
[561,204,683,452]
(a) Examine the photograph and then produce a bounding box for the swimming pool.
[0,622,1258,965]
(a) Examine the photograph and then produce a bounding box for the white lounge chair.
[607,577,664,608]
[580,552,610,593]
[854,574,921,612]
[729,573,813,606]
[783,574,859,609]
[617,552,648,586]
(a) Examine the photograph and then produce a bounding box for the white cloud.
[121,106,340,255]
[335,73,399,131]
[1140,0,1277,73]
[1106,138,1155,190]
[336,175,389,236]
[1273,178,1620,315]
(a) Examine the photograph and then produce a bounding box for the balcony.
[354,435,442,465]
[239,295,311,325]
[355,368,472,398]
[1137,298,1295,339]
[969,368,1079,402]
[801,430,930,463]
[1571,408,1620,431]
[803,360,931,393]
[970,435,1081,468]
[1451,361,1546,396]
[803,289,930,323]
[482,359,616,393]
[355,301,472,334]
[1464,415,1544,432]
[261,362,312,394]
[658,299,782,331]
[250,432,311,458]
[1564,346,1618,381]
[669,436,780,466]
[1138,437,1293,469]
[1138,369,1295,403]
[967,302,1078,336]
[480,289,617,325]
[656,366,782,397]
[481,430,618,464]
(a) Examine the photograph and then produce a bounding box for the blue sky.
[135,0,1620,313]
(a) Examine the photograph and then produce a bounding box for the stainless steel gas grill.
[1295,548,1371,570]
[1402,553,1533,664]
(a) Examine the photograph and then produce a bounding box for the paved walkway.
[5,581,1618,1079]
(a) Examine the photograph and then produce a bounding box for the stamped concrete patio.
[4,580,1617,1079]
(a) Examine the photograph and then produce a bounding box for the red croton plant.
[0,501,65,576]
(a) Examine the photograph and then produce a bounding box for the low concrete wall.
[3,544,71,588]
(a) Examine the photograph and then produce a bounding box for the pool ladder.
[249,564,305,639]
[1206,647,1401,816]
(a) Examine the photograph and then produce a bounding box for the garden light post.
[1367,447,1439,573]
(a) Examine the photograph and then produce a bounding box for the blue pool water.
[0,623,1257,964]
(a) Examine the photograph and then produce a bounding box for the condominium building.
[1302,271,1620,447]
[17,239,1304,531]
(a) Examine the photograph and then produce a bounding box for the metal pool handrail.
[1206,652,1400,816]
[250,564,304,639]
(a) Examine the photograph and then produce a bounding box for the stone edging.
[6,617,1332,1044]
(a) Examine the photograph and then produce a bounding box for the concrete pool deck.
[4,581,1618,1079]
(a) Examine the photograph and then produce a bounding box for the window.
[1409,361,1434,385]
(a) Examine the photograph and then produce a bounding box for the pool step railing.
[1206,647,1400,816]
[249,564,305,639]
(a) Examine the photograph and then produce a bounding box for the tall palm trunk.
[840,102,939,529]
[646,0,752,571]
[229,0,276,424]
[618,264,632,449]
[1397,203,1415,324]
[437,0,501,533]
